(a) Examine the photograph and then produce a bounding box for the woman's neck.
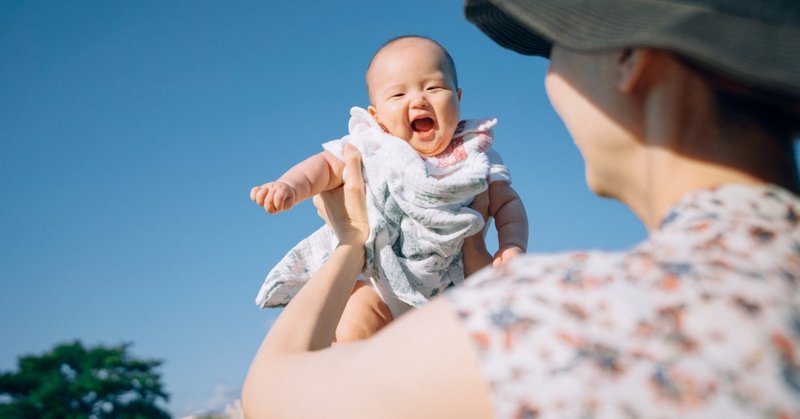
[625,148,784,231]
[621,61,799,231]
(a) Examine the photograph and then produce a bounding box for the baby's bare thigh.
[334,282,393,343]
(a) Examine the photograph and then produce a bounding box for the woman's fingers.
[318,144,369,244]
[342,144,367,220]
[312,194,329,225]
[342,144,364,186]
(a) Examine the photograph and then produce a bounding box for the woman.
[242,0,800,417]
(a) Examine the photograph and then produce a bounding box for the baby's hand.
[250,181,297,214]
[492,245,524,267]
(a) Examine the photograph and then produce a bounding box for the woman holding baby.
[243,0,800,417]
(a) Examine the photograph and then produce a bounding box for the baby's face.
[367,40,461,157]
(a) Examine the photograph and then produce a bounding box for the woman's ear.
[457,88,462,102]
[617,48,655,93]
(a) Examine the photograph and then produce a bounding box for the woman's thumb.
[342,144,364,185]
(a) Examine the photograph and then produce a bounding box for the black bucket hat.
[464,0,800,97]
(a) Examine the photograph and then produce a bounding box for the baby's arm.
[488,181,528,266]
[462,191,493,277]
[251,151,345,213]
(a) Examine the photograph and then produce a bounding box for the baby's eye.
[426,86,443,91]
[390,92,405,99]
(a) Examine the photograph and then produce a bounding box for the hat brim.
[465,0,800,97]
[466,0,553,57]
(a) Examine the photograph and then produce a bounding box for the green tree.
[0,341,170,419]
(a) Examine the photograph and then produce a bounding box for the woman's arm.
[241,145,494,418]
[242,301,494,418]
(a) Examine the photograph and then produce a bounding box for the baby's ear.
[367,105,382,126]
[367,105,389,132]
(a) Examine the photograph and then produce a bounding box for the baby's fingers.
[250,185,267,203]
[493,246,523,267]
[271,188,295,213]
[492,255,503,268]
[263,186,279,213]
[255,185,272,207]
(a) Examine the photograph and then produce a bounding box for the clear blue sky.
[0,1,647,415]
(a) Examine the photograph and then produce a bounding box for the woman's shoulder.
[443,183,800,417]
[445,244,800,417]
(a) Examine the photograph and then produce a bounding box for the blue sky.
[0,1,646,415]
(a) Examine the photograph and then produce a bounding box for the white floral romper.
[447,184,800,418]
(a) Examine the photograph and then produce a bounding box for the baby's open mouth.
[411,117,434,133]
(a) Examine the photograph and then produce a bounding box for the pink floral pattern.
[429,119,495,169]
[422,117,496,179]
[447,184,800,418]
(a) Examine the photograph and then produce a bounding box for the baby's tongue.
[412,118,434,132]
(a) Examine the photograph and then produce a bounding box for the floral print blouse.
[447,184,800,418]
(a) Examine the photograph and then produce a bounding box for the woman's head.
[467,0,800,223]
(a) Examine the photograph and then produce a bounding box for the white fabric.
[485,149,511,184]
[324,129,510,185]
[256,107,500,312]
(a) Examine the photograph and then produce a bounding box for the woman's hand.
[314,144,370,246]
[242,146,369,372]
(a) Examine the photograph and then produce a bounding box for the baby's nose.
[409,94,428,109]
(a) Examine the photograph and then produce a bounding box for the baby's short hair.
[366,35,459,98]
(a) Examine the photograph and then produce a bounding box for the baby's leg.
[334,282,393,343]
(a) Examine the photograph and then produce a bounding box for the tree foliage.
[0,341,170,419]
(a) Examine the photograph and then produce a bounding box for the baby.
[251,35,528,341]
